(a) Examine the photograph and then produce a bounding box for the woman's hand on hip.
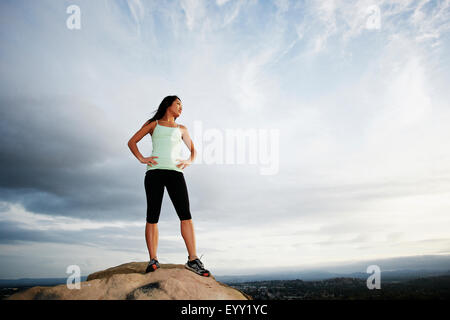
[176,158,192,170]
[141,156,158,166]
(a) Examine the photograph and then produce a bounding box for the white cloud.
[127,0,145,24]
[180,0,205,31]
[274,0,289,13]
[222,0,245,27]
[216,0,232,6]
[0,202,142,231]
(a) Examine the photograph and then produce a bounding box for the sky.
[0,0,450,279]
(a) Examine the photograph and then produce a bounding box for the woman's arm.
[179,124,197,163]
[127,121,155,163]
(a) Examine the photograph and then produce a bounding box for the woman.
[127,95,210,277]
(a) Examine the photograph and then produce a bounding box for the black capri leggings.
[144,169,192,223]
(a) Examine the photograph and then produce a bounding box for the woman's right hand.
[140,156,158,166]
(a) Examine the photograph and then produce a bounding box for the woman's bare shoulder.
[141,119,157,128]
[141,120,157,136]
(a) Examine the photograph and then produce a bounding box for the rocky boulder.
[6,262,252,300]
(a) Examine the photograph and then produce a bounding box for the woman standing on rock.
[127,95,210,277]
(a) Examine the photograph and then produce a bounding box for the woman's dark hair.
[143,95,181,127]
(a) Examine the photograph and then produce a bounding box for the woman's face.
[169,99,183,117]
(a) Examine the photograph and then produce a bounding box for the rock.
[6,261,252,300]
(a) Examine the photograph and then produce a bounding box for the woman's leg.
[181,219,198,261]
[144,170,164,261]
[145,222,159,260]
[165,171,197,260]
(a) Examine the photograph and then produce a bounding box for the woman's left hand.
[176,158,192,170]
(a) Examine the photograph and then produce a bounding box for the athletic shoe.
[145,258,160,273]
[185,255,210,277]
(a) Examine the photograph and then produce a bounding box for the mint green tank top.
[147,120,184,173]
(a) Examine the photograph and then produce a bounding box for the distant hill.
[215,269,450,283]
[2,269,449,288]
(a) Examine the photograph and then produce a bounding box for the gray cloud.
[0,95,139,219]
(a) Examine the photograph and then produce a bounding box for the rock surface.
[6,262,252,300]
